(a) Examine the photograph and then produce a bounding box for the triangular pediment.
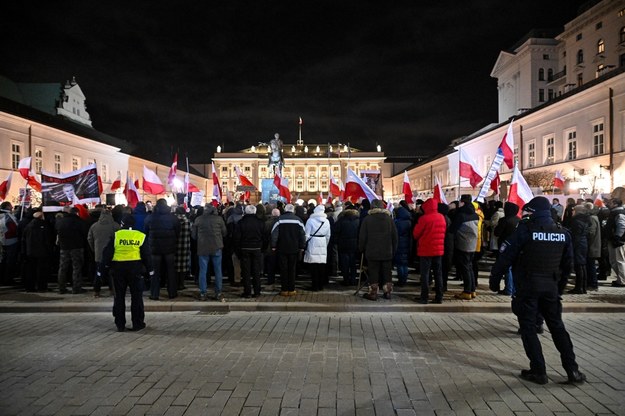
[490,51,516,78]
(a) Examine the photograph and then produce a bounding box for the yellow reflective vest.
[112,229,146,262]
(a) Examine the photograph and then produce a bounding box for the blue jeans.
[198,250,223,296]
[504,267,515,295]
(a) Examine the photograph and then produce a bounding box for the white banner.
[476,149,505,202]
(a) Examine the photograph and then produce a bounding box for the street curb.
[1,302,624,314]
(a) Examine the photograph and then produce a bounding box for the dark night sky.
[1,1,588,165]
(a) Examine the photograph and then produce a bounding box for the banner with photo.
[359,170,382,197]
[41,163,101,211]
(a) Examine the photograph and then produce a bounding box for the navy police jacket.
[490,211,573,295]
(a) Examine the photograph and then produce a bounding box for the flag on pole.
[499,121,515,169]
[329,173,342,201]
[343,168,379,202]
[0,171,12,201]
[97,175,103,195]
[17,157,42,192]
[184,172,200,193]
[299,117,303,126]
[317,191,323,206]
[458,147,483,189]
[433,175,448,204]
[402,171,413,204]
[110,174,122,192]
[124,172,140,208]
[553,170,565,189]
[235,166,255,188]
[490,171,500,195]
[273,171,291,201]
[387,199,394,213]
[142,166,166,195]
[508,164,533,217]
[211,162,222,204]
[167,153,178,187]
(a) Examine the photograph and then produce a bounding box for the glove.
[149,271,155,277]
[489,276,500,293]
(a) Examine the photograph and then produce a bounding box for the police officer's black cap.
[121,214,136,227]
[522,196,551,213]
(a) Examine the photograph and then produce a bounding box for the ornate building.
[212,141,385,203]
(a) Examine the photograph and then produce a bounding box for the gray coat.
[587,212,601,258]
[87,210,120,262]
[192,206,227,256]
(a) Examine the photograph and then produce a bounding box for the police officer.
[103,214,154,332]
[489,196,586,385]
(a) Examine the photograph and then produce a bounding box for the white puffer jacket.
[303,210,331,264]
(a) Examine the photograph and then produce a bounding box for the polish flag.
[458,147,483,189]
[134,179,140,189]
[97,175,103,195]
[235,166,255,188]
[508,164,534,217]
[167,153,178,187]
[432,175,447,205]
[553,170,565,189]
[329,173,342,201]
[17,157,41,192]
[0,171,12,201]
[184,172,200,193]
[211,162,222,203]
[110,174,122,192]
[273,171,291,201]
[343,168,380,202]
[402,171,413,204]
[142,166,166,195]
[124,173,140,208]
[499,121,515,169]
[317,191,323,206]
[490,171,500,195]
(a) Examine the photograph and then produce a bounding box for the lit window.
[11,143,21,170]
[72,157,80,171]
[34,148,43,173]
[54,154,62,174]
[597,38,605,54]
[545,136,555,164]
[597,63,605,78]
[567,130,577,161]
[527,142,536,168]
[593,122,604,155]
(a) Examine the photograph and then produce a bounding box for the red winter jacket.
[412,198,446,257]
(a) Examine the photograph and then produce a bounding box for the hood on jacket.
[204,204,217,215]
[97,210,114,224]
[504,202,519,217]
[395,206,411,220]
[153,203,171,215]
[134,202,147,215]
[421,198,437,215]
[438,203,449,216]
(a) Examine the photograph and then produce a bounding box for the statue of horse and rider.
[267,133,284,173]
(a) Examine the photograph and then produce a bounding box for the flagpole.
[457,147,461,201]
[19,180,28,221]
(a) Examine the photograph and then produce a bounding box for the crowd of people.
[1,189,625,304]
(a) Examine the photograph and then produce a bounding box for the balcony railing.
[548,67,566,82]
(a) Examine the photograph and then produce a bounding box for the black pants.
[240,249,262,296]
[25,256,50,292]
[112,262,145,330]
[279,253,299,292]
[339,251,357,285]
[420,256,443,301]
[454,250,475,293]
[367,259,392,286]
[308,262,326,291]
[151,253,176,299]
[513,291,579,376]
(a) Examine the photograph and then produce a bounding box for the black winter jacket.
[334,209,360,253]
[144,204,181,255]
[233,214,267,252]
[55,213,87,250]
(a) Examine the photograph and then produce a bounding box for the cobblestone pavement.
[0,311,624,415]
[1,275,624,313]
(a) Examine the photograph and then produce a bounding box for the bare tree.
[523,169,564,191]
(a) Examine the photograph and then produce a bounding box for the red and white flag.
[124,172,140,208]
[317,191,323,206]
[167,153,178,187]
[17,157,42,192]
[508,164,533,217]
[402,171,413,204]
[235,166,255,188]
[499,121,515,169]
[0,171,12,201]
[490,171,500,195]
[432,175,447,205]
[299,117,303,126]
[110,174,122,192]
[344,168,380,202]
[142,166,166,195]
[329,173,342,201]
[553,170,565,189]
[184,172,200,193]
[273,171,291,201]
[458,147,483,189]
[211,162,222,204]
